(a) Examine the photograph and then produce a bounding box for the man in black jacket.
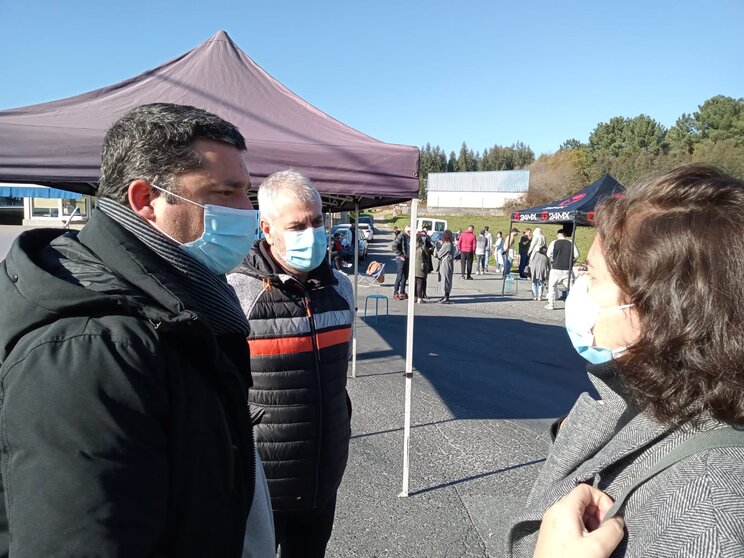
[392,224,411,299]
[228,170,353,558]
[0,103,274,557]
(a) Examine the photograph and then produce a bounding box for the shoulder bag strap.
[603,426,744,522]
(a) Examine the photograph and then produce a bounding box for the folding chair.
[359,261,385,288]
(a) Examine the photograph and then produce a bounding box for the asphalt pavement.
[328,229,593,558]
[0,223,594,557]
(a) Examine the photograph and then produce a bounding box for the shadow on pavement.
[409,458,547,497]
[356,312,596,420]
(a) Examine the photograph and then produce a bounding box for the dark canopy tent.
[0,31,419,211]
[501,174,624,295]
[510,174,624,226]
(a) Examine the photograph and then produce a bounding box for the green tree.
[447,150,457,172]
[624,114,666,155]
[692,138,744,178]
[588,116,629,160]
[559,138,583,151]
[666,113,697,160]
[693,95,744,144]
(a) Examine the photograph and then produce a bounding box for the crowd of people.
[1,102,743,558]
[389,221,583,308]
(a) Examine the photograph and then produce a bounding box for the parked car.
[358,215,374,227]
[430,230,460,261]
[357,222,374,241]
[331,225,368,261]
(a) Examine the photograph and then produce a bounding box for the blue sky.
[1,0,742,156]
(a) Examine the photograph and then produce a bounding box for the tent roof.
[511,174,624,226]
[0,31,419,211]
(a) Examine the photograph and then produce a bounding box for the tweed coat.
[506,363,744,558]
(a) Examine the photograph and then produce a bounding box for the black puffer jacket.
[0,211,256,558]
[228,241,353,513]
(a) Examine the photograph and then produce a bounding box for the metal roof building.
[427,170,529,209]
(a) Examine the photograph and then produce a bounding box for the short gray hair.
[99,103,247,204]
[258,169,322,221]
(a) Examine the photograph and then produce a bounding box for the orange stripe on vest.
[248,327,351,356]
[316,327,352,350]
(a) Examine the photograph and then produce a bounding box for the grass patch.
[382,213,594,263]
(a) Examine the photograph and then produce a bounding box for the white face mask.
[564,274,634,364]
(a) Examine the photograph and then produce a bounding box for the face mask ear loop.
[149,184,205,210]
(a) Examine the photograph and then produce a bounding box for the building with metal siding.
[426,170,529,209]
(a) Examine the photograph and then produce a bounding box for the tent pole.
[501,218,515,296]
[351,203,359,379]
[399,198,419,498]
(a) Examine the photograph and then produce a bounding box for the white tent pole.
[399,198,419,497]
[351,203,359,379]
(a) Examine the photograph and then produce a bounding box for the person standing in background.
[503,227,520,276]
[528,227,546,263]
[392,225,411,300]
[458,225,477,279]
[475,229,488,275]
[492,231,504,273]
[545,228,579,310]
[518,228,532,278]
[414,230,433,303]
[483,226,493,272]
[436,230,455,304]
[529,245,551,301]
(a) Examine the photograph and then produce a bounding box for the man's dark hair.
[597,164,744,425]
[98,103,247,204]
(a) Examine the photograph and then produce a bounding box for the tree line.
[419,95,744,208]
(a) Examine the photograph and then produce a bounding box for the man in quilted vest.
[228,170,354,558]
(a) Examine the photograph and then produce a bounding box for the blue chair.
[364,294,389,324]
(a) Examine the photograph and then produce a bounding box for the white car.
[357,222,374,241]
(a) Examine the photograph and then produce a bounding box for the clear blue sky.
[1,0,742,156]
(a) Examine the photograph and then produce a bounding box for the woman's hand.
[533,484,625,558]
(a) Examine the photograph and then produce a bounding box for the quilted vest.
[228,243,353,512]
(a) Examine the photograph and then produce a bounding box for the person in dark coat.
[228,170,353,558]
[392,225,411,299]
[414,230,434,303]
[0,103,274,557]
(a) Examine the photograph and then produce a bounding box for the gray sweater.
[506,363,744,557]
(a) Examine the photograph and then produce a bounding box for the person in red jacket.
[457,225,477,279]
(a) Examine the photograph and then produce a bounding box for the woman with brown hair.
[507,165,744,558]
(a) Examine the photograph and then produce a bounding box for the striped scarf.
[97,198,250,336]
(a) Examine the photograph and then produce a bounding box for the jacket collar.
[77,209,205,325]
[518,363,673,522]
[236,239,338,291]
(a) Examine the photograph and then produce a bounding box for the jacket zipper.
[303,293,324,509]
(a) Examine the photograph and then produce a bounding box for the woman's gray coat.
[506,363,744,557]
[437,241,454,295]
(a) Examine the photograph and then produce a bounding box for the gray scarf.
[97,198,250,336]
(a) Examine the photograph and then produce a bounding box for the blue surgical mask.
[281,226,328,272]
[150,185,258,275]
[564,274,634,364]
